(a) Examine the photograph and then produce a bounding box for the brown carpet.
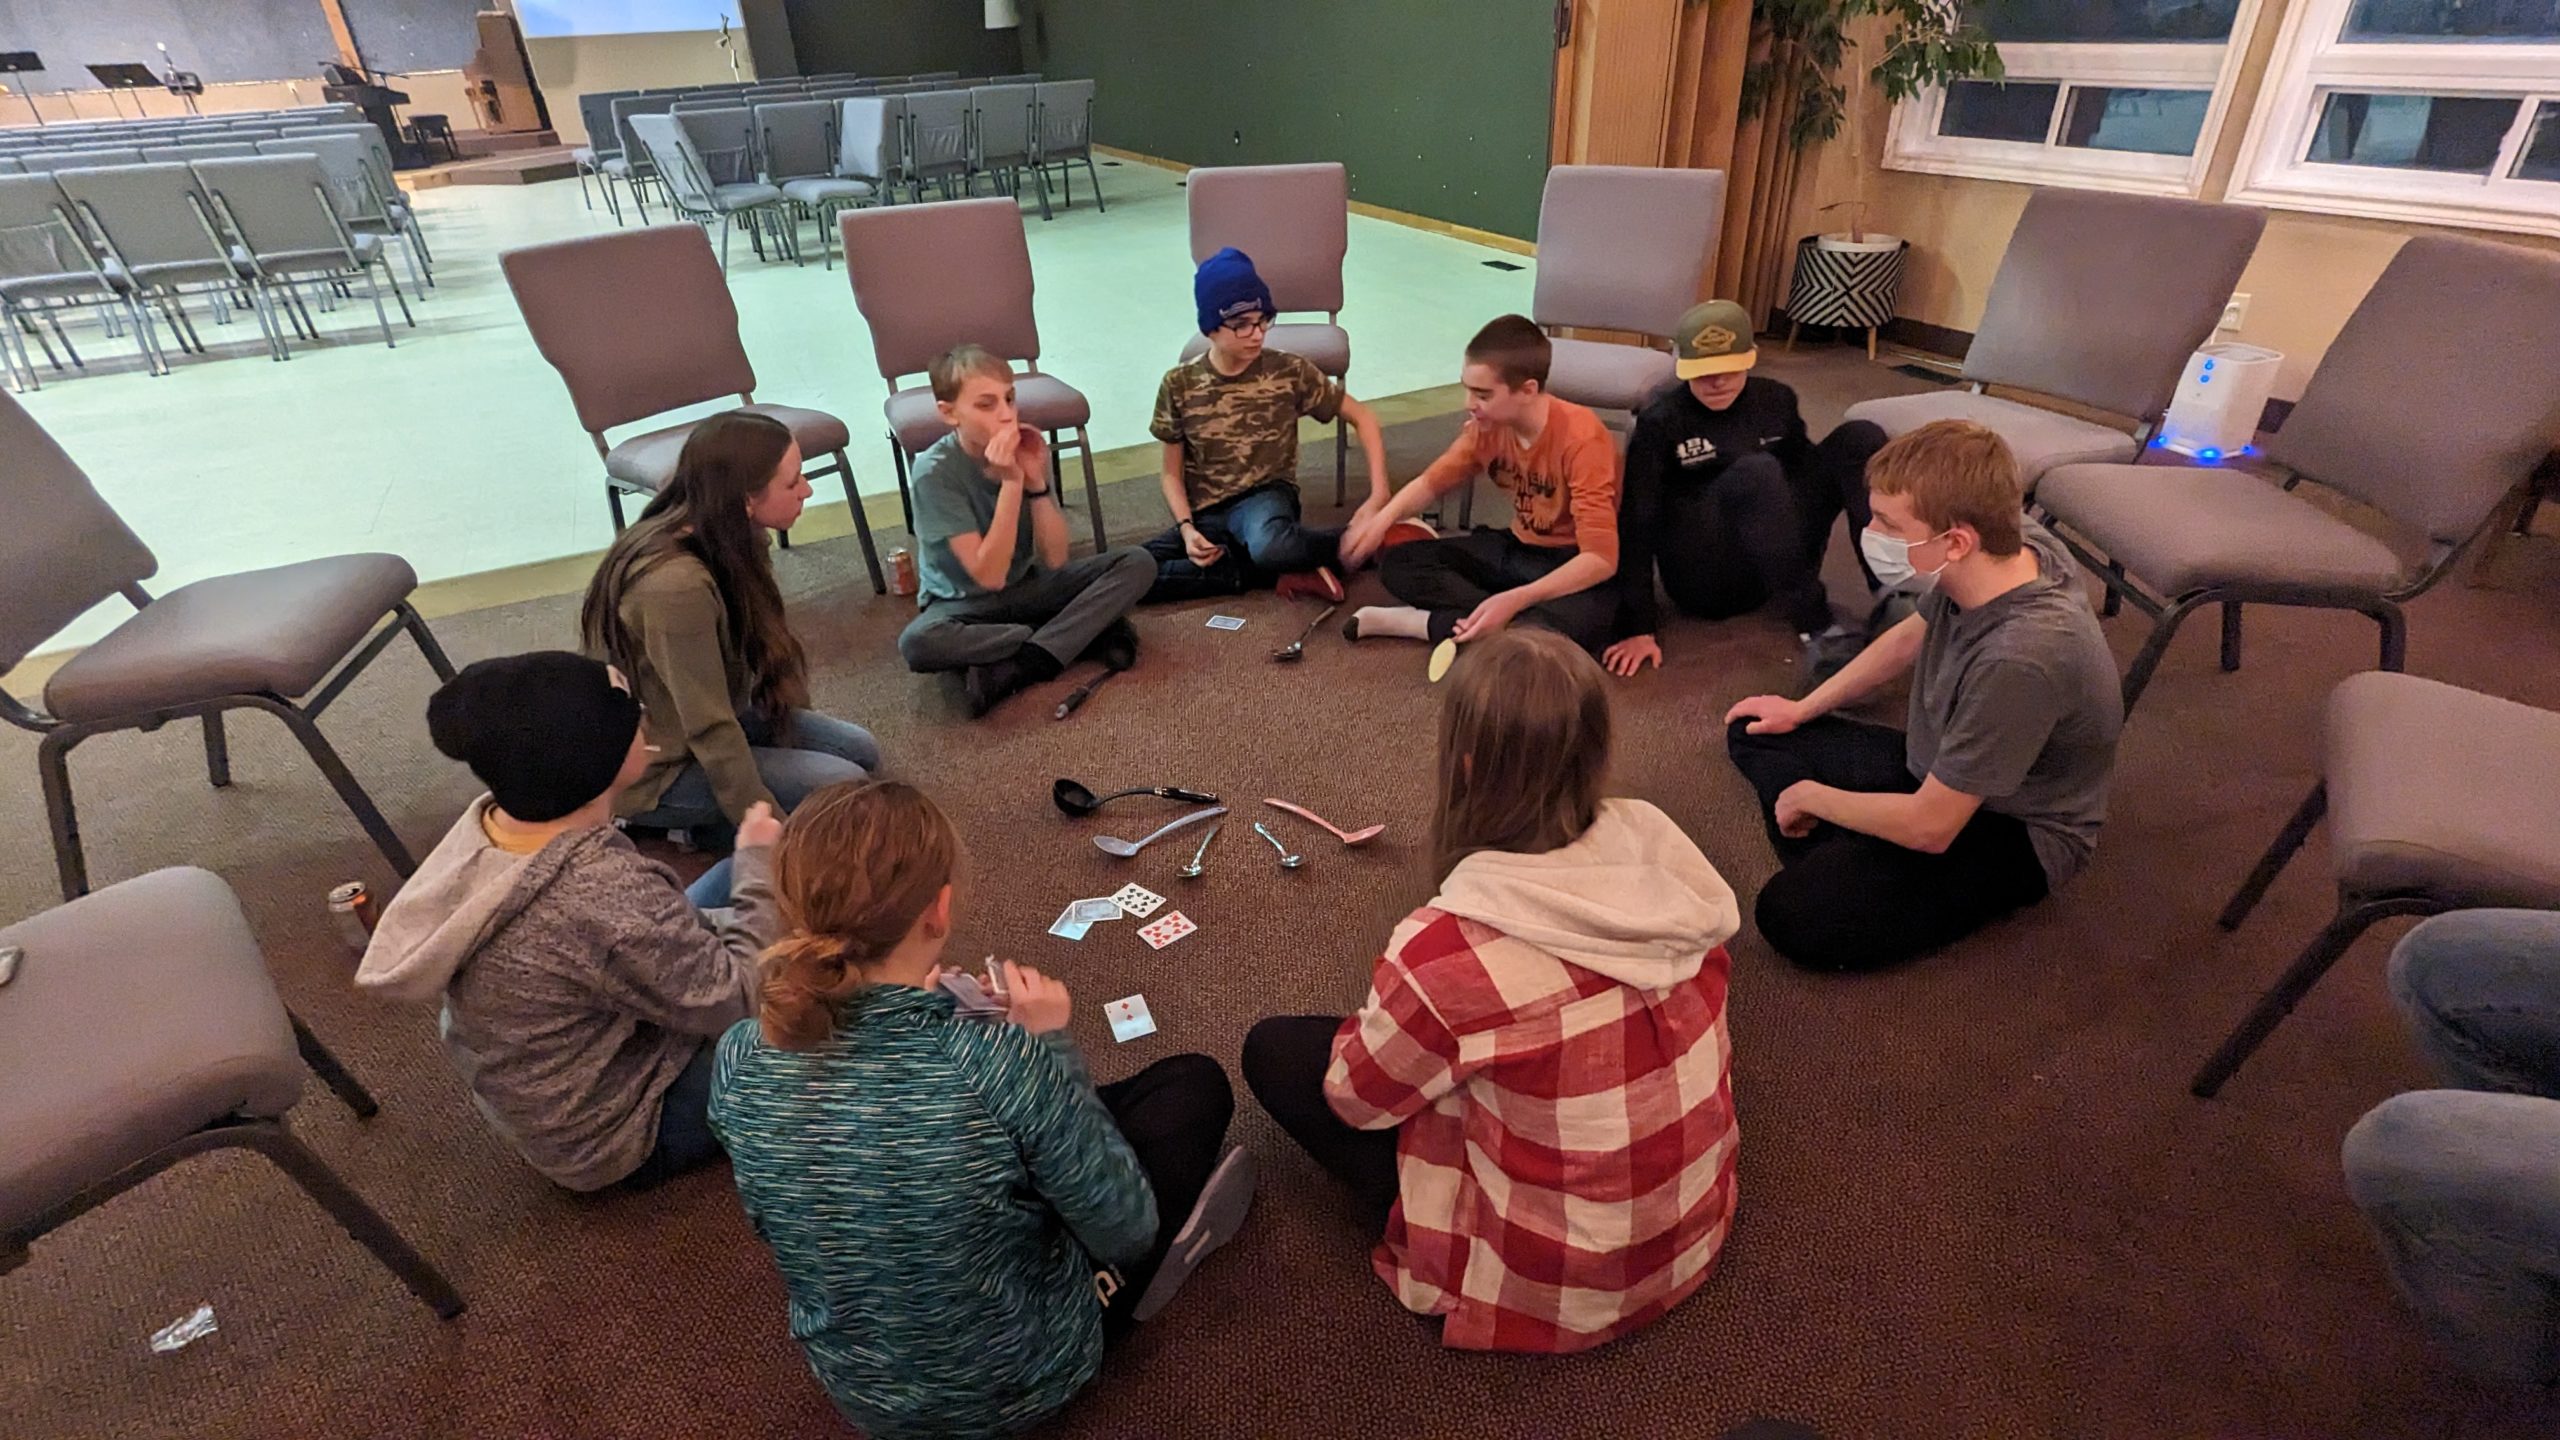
[8,349,2560,1439]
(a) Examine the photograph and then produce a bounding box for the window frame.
[2228,0,2560,237]
[1882,9,2268,198]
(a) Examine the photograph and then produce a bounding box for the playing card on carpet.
[1069,897,1124,924]
[1106,994,1158,1042]
[1206,615,1246,630]
[1139,911,1197,950]
[1111,883,1165,918]
[1048,905,1091,941]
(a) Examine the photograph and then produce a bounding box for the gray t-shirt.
[1904,520,2123,887]
[910,433,1033,606]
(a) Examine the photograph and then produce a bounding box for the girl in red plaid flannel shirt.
[1244,628,1742,1353]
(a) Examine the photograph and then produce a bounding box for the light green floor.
[11,159,1532,653]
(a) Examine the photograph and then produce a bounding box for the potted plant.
[1740,0,2004,353]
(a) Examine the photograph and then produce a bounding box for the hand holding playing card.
[1002,960,1073,1034]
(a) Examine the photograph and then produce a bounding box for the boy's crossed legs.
[1144,481,1344,604]
[899,548,1152,676]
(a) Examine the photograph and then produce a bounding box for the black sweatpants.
[1095,1052,1234,1338]
[1658,422,1888,632]
[1378,530,1619,655]
[1724,715,2049,972]
[1240,1015,1399,1222]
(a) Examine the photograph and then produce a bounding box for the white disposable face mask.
[1860,526,1954,588]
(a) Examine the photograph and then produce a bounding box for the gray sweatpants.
[898,547,1153,674]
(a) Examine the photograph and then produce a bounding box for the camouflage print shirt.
[1150,349,1344,511]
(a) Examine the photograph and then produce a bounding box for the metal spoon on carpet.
[1179,823,1221,879]
[1271,603,1339,662]
[1263,798,1385,847]
[1253,822,1305,870]
[1094,805,1228,858]
[1054,778,1222,817]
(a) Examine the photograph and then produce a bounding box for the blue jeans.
[2343,910,2560,1382]
[621,1040,723,1189]
[625,707,881,840]
[1144,481,1341,603]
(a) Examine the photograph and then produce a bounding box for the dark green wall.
[784,0,1027,79]
[1020,0,1553,240]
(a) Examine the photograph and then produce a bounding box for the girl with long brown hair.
[706,781,1255,1439]
[1241,627,1744,1353]
[579,410,880,849]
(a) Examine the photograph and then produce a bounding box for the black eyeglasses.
[1220,314,1273,335]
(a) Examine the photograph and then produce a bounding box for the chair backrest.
[969,84,1038,166]
[501,224,757,437]
[0,389,157,674]
[1531,164,1725,339]
[578,90,633,155]
[840,197,1040,382]
[1035,80,1093,159]
[755,99,835,183]
[2270,234,2560,547]
[1961,190,2266,421]
[993,73,1043,84]
[142,143,260,163]
[630,114,714,209]
[0,157,20,175]
[52,164,224,272]
[306,124,397,194]
[668,97,732,114]
[876,82,938,96]
[676,105,758,185]
[195,155,354,263]
[914,71,960,81]
[254,134,388,221]
[220,128,280,141]
[1186,162,1347,316]
[837,97,904,181]
[0,173,95,284]
[903,90,971,178]
[612,94,679,176]
[22,149,142,172]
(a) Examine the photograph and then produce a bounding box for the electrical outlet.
[2219,293,2250,332]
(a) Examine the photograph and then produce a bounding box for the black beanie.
[426,652,643,823]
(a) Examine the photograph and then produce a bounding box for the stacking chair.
[967,84,1041,209]
[840,197,1106,549]
[302,125,435,289]
[2036,235,2560,714]
[0,390,454,900]
[0,173,134,391]
[574,88,638,221]
[611,93,679,221]
[2195,673,2560,1098]
[51,163,250,376]
[196,154,413,353]
[757,99,872,268]
[1531,165,1725,414]
[143,142,258,162]
[1847,190,2266,487]
[674,104,762,185]
[19,148,143,172]
[900,89,973,201]
[836,96,906,198]
[629,113,794,271]
[1033,80,1102,213]
[1,867,465,1320]
[256,132,432,293]
[501,224,884,592]
[1178,162,1354,502]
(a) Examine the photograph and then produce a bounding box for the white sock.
[1350,605,1433,642]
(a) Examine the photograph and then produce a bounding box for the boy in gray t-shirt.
[1723,420,2123,972]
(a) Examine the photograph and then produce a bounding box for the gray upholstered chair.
[835,96,907,199]
[501,223,883,592]
[196,155,414,353]
[1176,162,1355,501]
[1846,190,2265,485]
[756,98,872,269]
[2036,234,2560,714]
[611,93,680,222]
[1531,165,1727,415]
[0,172,133,391]
[1033,80,1102,213]
[574,89,639,222]
[17,148,144,172]
[2196,673,2560,1098]
[257,132,432,293]
[629,112,794,271]
[900,89,974,202]
[967,84,1041,209]
[51,163,248,376]
[142,142,259,162]
[0,867,464,1319]
[839,196,1106,548]
[0,389,453,901]
[674,104,761,185]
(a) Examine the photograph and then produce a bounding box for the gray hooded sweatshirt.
[355,796,777,1191]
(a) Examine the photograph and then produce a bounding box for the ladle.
[1054,779,1220,817]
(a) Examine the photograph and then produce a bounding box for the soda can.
[887,547,919,596]
[328,881,378,954]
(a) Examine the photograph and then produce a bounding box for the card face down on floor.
[1107,994,1158,1042]
[1049,905,1092,941]
[1111,884,1166,918]
[1207,615,1247,630]
[1069,898,1124,924]
[1139,911,1196,950]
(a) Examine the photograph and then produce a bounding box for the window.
[2230,0,2560,236]
[1882,0,2266,195]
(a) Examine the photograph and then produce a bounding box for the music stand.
[0,52,43,128]
[86,62,161,121]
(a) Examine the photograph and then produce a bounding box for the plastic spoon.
[1054,779,1222,817]
[1179,823,1220,879]
[1094,805,1228,858]
[1263,798,1386,847]
[1272,604,1339,662]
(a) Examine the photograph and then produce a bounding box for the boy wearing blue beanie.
[1143,247,1397,605]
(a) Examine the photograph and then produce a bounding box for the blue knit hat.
[1195,247,1275,335]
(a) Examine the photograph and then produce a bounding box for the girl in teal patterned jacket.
[709,780,1255,1439]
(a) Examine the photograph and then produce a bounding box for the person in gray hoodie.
[357,651,781,1192]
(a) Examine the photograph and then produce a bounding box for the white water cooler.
[2155,342,2281,462]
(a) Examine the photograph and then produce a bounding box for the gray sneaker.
[1130,1146,1259,1322]
[1796,629,1868,696]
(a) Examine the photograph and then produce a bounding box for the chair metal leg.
[832,450,885,594]
[1070,426,1105,550]
[2220,601,2243,672]
[398,602,459,682]
[202,712,231,788]
[1335,419,1348,507]
[2218,782,2326,931]
[887,435,916,536]
[2120,592,2210,715]
[607,483,629,532]
[2372,600,2407,671]
[37,730,88,901]
[2190,896,2440,1099]
[246,696,417,877]
[232,1122,464,1317]
[717,215,733,274]
[2101,562,2125,618]
[578,164,593,210]
[1032,159,1053,221]
[1084,156,1105,212]
[289,1010,379,1117]
[361,268,396,350]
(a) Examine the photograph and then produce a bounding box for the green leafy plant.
[1737,0,2004,239]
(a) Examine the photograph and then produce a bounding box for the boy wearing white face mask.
[1720,420,2121,973]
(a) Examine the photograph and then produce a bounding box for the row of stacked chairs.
[0,104,369,155]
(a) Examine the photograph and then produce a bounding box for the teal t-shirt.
[910,434,1035,607]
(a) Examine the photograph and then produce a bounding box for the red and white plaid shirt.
[1325,906,1738,1353]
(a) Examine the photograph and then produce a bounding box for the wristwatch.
[1177,518,1199,532]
